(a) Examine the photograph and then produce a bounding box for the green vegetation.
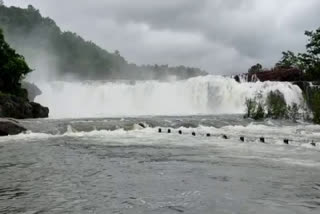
[311,91,320,124]
[248,63,263,74]
[245,98,257,119]
[244,97,265,120]
[276,26,320,123]
[0,5,206,80]
[0,28,49,118]
[276,28,320,81]
[0,28,31,98]
[303,87,320,124]
[246,26,320,124]
[244,90,300,121]
[254,103,265,120]
[266,90,288,119]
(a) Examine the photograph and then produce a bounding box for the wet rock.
[138,123,146,128]
[0,118,27,136]
[234,75,241,83]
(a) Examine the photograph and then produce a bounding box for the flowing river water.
[1,76,320,213]
[0,116,320,214]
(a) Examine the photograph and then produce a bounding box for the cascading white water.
[35,75,304,118]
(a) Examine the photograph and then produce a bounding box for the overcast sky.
[4,0,320,74]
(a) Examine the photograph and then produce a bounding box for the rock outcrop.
[0,93,49,119]
[234,68,304,83]
[21,81,42,101]
[0,118,27,136]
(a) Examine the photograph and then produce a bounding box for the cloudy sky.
[4,0,320,74]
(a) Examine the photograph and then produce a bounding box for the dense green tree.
[276,51,300,69]
[277,27,320,81]
[254,103,265,120]
[266,90,288,119]
[248,63,263,73]
[0,28,31,96]
[302,29,320,80]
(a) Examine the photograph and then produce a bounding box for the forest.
[0,4,206,81]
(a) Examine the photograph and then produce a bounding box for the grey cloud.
[5,0,320,74]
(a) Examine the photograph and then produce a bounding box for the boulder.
[0,118,27,136]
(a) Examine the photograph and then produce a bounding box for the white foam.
[35,75,304,118]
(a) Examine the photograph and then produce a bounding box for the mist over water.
[34,75,304,118]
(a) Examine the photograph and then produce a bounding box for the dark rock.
[206,133,211,137]
[234,75,240,83]
[0,93,49,119]
[240,136,244,142]
[30,102,49,118]
[158,128,162,133]
[138,123,146,128]
[167,129,171,133]
[284,139,289,144]
[292,81,311,91]
[311,142,316,147]
[260,137,265,143]
[192,132,196,136]
[21,82,42,101]
[0,118,27,136]
[222,135,228,139]
[247,68,303,82]
[178,130,182,135]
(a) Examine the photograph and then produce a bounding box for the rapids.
[1,116,320,214]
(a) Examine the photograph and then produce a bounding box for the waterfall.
[35,75,304,118]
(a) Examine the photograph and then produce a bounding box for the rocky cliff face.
[0,93,49,119]
[0,82,49,119]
